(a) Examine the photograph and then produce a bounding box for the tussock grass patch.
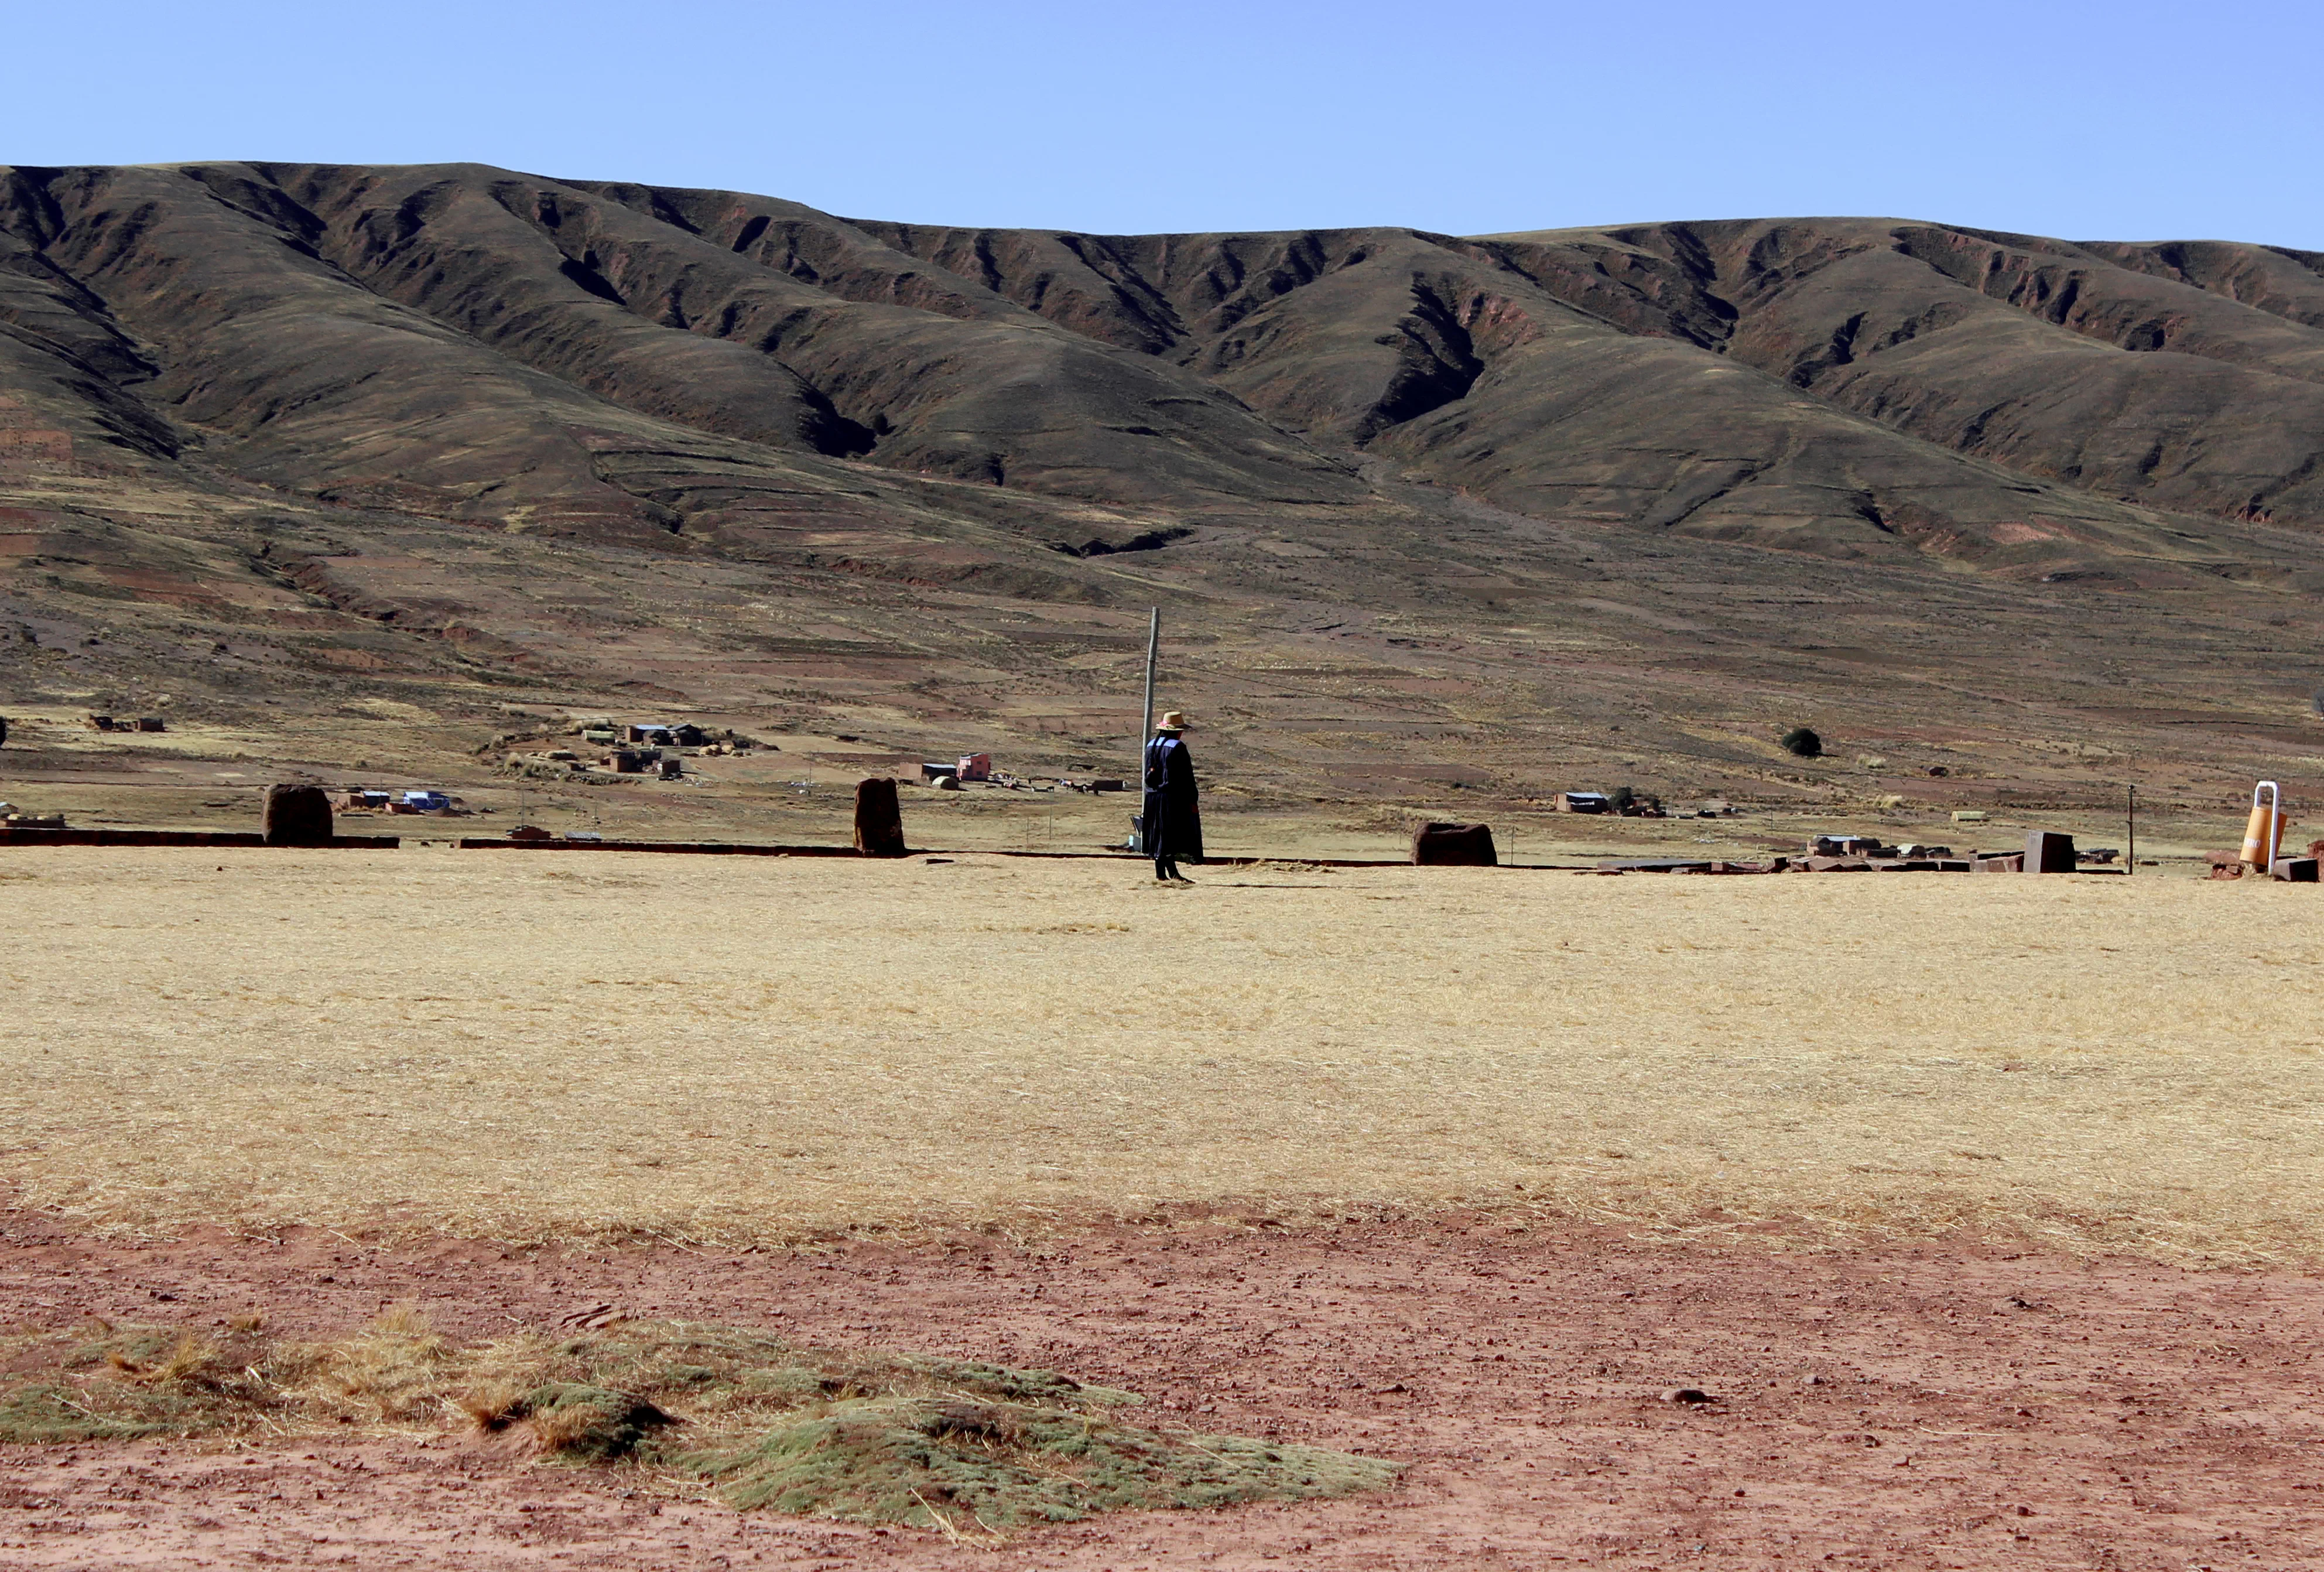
[0,1322,307,1441]
[0,1314,1394,1533]
[684,1399,1385,1532]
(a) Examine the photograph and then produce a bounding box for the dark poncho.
[1141,733,1203,862]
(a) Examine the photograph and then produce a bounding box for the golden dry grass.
[4,849,2319,1262]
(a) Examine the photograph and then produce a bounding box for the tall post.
[1139,606,1159,770]
[2127,784,2136,876]
[1132,607,1159,853]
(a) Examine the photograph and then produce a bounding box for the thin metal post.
[2127,784,2135,876]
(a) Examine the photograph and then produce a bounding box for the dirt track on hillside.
[2,1214,2316,1569]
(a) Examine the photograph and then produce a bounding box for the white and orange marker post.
[2241,780,2284,869]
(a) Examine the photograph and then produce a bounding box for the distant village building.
[624,722,710,748]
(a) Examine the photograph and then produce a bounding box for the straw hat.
[1155,710,1189,732]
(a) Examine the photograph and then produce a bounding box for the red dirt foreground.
[1,1212,2318,1570]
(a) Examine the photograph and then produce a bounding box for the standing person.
[1142,710,1203,883]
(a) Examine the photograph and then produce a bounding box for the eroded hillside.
[3,162,2323,819]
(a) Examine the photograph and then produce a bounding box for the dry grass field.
[5,849,2319,1263]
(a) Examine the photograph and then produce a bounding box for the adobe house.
[625,722,710,748]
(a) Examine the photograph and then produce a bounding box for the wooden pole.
[1139,607,1159,760]
[1135,607,1159,853]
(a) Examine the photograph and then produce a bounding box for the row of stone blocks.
[266,784,2324,884]
[254,781,920,857]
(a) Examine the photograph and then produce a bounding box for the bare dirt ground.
[5,853,2320,1566]
[1,1215,2318,1569]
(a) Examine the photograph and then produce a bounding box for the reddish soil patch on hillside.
[1,1213,2316,1568]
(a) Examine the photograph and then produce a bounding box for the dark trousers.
[1142,789,1197,880]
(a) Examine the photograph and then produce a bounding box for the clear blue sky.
[8,0,2321,246]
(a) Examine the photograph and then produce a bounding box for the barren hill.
[3,161,2323,829]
